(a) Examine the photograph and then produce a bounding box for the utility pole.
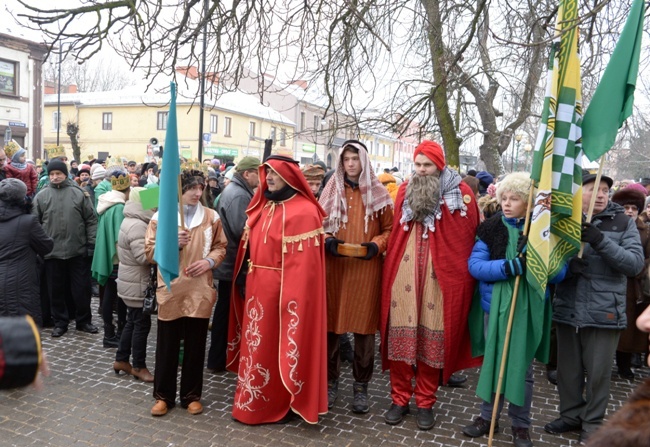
[197,0,209,162]
[56,42,62,146]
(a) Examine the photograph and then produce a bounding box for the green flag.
[582,0,645,161]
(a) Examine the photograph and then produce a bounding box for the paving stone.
[0,296,647,446]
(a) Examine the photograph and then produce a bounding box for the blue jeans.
[479,363,534,428]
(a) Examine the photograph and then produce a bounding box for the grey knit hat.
[0,178,27,205]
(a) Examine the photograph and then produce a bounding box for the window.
[52,111,61,130]
[271,126,276,144]
[102,112,112,130]
[157,111,168,130]
[224,117,232,137]
[300,112,305,131]
[0,59,17,95]
[280,128,286,146]
[210,114,218,133]
[313,115,319,130]
[249,121,256,138]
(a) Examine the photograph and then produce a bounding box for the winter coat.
[32,178,97,260]
[554,202,645,329]
[213,173,255,285]
[618,217,650,353]
[144,203,227,321]
[469,215,567,313]
[4,163,37,197]
[116,200,154,308]
[0,201,53,325]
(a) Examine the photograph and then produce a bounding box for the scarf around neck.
[400,167,466,237]
[319,144,393,234]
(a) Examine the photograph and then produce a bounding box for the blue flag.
[153,82,180,289]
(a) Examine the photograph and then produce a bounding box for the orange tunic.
[326,183,393,334]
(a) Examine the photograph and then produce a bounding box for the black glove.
[504,256,526,276]
[87,244,95,258]
[516,232,528,255]
[569,256,589,276]
[325,238,344,257]
[361,242,379,260]
[581,222,604,246]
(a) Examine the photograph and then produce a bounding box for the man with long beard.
[380,140,482,430]
[226,152,328,425]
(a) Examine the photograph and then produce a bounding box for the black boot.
[352,381,369,414]
[103,324,119,348]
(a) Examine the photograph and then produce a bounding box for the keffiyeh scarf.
[400,167,466,236]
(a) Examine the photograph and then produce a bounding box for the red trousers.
[389,360,440,409]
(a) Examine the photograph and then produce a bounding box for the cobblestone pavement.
[0,300,647,447]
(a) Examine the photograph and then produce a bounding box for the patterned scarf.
[319,142,393,234]
[400,167,466,236]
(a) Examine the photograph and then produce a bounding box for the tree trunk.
[66,121,81,163]
[422,0,461,169]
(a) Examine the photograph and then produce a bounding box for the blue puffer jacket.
[468,216,567,313]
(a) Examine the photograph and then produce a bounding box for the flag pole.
[488,178,536,447]
[177,174,185,230]
[577,156,604,258]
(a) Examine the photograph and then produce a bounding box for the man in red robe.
[226,153,328,425]
[380,140,482,430]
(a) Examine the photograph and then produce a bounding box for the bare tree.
[12,0,644,174]
[43,56,135,92]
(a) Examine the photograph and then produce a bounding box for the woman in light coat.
[114,188,155,381]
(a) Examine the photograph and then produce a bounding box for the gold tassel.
[298,240,303,252]
[283,242,288,253]
[314,236,320,246]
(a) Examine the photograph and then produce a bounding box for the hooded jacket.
[32,178,97,260]
[116,200,155,308]
[554,201,644,329]
[0,200,53,324]
[213,173,255,285]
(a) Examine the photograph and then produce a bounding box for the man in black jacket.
[206,156,260,372]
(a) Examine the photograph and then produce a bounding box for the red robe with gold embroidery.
[380,180,482,383]
[226,157,328,425]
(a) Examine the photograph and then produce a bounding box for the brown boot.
[151,400,168,417]
[132,367,154,383]
[113,361,132,375]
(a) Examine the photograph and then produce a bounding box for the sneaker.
[352,381,369,414]
[416,407,435,430]
[384,403,409,425]
[512,426,533,447]
[462,416,498,437]
[544,418,581,434]
[327,380,338,409]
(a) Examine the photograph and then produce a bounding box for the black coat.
[0,201,53,325]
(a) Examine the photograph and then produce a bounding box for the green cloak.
[91,203,124,286]
[470,218,552,407]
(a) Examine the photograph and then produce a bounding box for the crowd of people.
[1,138,650,447]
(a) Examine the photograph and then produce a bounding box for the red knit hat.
[414,140,445,171]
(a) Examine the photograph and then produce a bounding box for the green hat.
[235,156,261,172]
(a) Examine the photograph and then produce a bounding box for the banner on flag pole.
[153,82,181,289]
[527,0,584,301]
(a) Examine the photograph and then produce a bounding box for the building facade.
[43,77,295,163]
[0,33,47,159]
